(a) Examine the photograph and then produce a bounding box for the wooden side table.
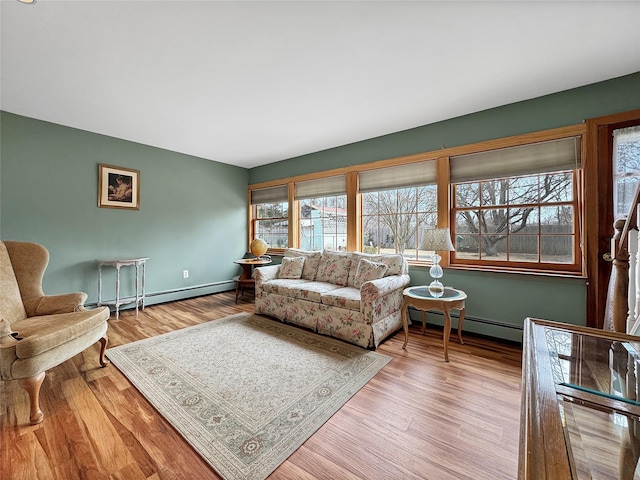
[401,286,467,362]
[233,258,271,303]
[97,257,148,320]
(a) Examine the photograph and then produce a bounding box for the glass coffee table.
[401,286,467,362]
[520,318,640,479]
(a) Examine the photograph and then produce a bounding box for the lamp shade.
[423,228,455,252]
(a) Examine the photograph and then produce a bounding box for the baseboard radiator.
[85,279,236,309]
[408,306,524,331]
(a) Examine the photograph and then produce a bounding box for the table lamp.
[423,228,455,297]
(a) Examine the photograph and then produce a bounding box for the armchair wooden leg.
[99,335,110,367]
[18,372,45,425]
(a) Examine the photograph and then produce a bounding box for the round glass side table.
[401,286,467,362]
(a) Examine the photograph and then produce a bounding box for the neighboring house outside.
[300,204,347,251]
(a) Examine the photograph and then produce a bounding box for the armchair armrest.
[0,317,19,380]
[23,292,88,317]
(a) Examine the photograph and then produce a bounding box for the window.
[613,125,640,219]
[299,196,347,250]
[296,176,347,250]
[450,137,581,271]
[359,161,437,260]
[251,185,289,250]
[247,126,587,275]
[361,186,437,259]
[453,172,576,265]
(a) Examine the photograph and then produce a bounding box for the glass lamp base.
[428,253,445,297]
[428,280,444,298]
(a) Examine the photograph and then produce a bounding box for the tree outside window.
[254,201,288,249]
[453,171,576,265]
[361,185,437,260]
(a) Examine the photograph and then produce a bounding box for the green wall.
[3,72,639,342]
[249,72,640,342]
[250,72,640,184]
[0,112,249,306]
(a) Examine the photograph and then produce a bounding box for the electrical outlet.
[183,269,189,279]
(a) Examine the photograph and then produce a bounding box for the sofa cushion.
[320,287,361,311]
[12,308,109,359]
[286,281,341,303]
[353,258,388,289]
[284,248,322,281]
[261,278,310,296]
[315,250,352,286]
[347,252,406,287]
[278,256,305,279]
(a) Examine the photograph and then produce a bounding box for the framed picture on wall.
[98,164,140,210]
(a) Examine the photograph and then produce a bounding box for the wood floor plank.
[61,376,134,474]
[6,431,55,480]
[0,291,523,479]
[284,445,364,480]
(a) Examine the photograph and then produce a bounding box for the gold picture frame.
[98,164,140,210]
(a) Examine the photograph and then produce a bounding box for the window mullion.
[437,157,451,266]
[288,183,297,249]
[347,172,359,252]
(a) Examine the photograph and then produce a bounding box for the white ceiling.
[2,1,640,169]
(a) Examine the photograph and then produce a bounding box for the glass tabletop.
[545,326,640,407]
[543,324,640,479]
[406,286,462,300]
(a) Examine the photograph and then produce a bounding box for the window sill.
[409,261,587,280]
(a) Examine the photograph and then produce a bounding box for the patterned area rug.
[106,312,391,480]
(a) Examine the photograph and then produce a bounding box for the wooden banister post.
[612,218,630,333]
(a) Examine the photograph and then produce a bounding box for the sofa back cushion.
[284,248,322,280]
[278,256,305,279]
[353,258,389,289]
[315,250,353,286]
[347,252,406,287]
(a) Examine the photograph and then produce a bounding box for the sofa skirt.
[255,291,404,349]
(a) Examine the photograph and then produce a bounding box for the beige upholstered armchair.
[0,241,110,424]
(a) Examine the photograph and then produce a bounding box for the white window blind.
[614,125,640,144]
[295,175,346,200]
[250,185,288,204]
[358,160,437,193]
[450,136,581,183]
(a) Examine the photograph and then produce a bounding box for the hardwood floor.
[1,292,523,480]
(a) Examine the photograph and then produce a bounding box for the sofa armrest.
[360,274,411,324]
[23,292,88,317]
[361,274,411,298]
[253,264,280,290]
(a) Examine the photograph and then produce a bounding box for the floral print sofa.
[253,248,411,349]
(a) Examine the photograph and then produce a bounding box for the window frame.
[247,124,587,277]
[250,200,290,252]
[450,170,582,273]
[360,184,439,261]
[297,194,348,251]
[248,184,291,256]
